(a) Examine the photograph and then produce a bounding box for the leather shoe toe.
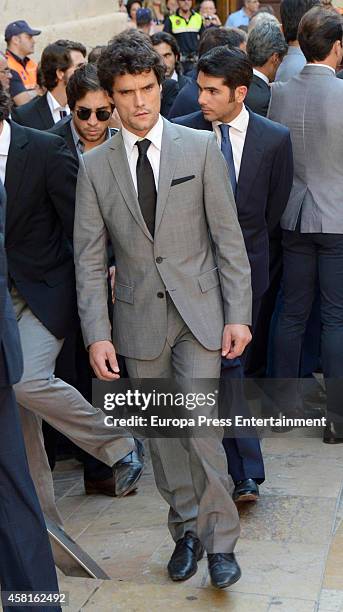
[168,532,204,581]
[233,479,259,503]
[208,553,241,589]
[114,449,143,497]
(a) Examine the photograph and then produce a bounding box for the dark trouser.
[0,387,60,612]
[273,228,343,421]
[221,297,265,484]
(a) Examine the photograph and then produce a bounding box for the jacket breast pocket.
[198,268,220,293]
[114,282,134,304]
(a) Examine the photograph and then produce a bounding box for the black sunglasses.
[76,108,112,121]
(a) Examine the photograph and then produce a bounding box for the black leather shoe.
[114,447,144,497]
[168,532,204,581]
[233,479,259,503]
[323,421,343,444]
[208,553,241,589]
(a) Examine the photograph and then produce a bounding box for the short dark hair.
[280,0,320,43]
[126,0,142,17]
[41,40,86,91]
[66,63,110,110]
[247,22,287,66]
[0,84,10,121]
[151,31,181,60]
[198,27,246,58]
[97,30,166,95]
[88,45,106,64]
[197,45,253,90]
[298,5,343,62]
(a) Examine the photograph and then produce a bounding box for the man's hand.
[221,324,252,359]
[89,340,120,380]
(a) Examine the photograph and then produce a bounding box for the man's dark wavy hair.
[97,30,166,96]
[0,85,10,121]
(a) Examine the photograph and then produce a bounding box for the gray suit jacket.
[268,65,343,233]
[74,118,252,359]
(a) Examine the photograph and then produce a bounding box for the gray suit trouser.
[12,288,134,526]
[125,296,240,553]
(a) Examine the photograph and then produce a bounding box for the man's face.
[154,42,176,78]
[111,69,161,137]
[178,0,192,12]
[197,71,246,123]
[63,50,86,85]
[16,33,35,55]
[0,56,12,91]
[244,0,259,15]
[73,90,113,144]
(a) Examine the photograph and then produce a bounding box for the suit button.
[156,256,163,264]
[157,292,164,298]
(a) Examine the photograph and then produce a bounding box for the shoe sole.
[234,493,259,503]
[116,466,144,498]
[211,569,242,589]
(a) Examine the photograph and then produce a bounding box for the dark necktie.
[59,110,67,119]
[219,123,237,196]
[136,139,157,237]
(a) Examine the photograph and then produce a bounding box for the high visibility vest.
[169,11,203,35]
[6,51,37,90]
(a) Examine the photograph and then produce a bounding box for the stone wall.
[0,0,128,58]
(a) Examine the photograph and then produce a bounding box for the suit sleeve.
[46,136,78,243]
[203,134,252,325]
[73,156,112,348]
[266,131,294,234]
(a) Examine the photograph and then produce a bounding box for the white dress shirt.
[0,120,11,185]
[253,68,270,85]
[212,104,250,181]
[46,91,70,124]
[122,114,163,193]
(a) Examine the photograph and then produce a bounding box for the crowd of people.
[0,0,343,608]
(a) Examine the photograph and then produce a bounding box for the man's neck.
[49,85,67,107]
[219,103,243,125]
[83,133,108,152]
[179,8,191,18]
[7,46,25,60]
[309,57,337,70]
[288,41,300,48]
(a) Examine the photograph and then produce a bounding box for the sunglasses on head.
[76,107,112,121]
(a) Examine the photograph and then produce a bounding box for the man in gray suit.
[74,31,252,588]
[268,6,343,443]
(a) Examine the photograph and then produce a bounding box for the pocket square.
[171,175,195,186]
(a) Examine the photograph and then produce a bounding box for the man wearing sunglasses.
[51,63,117,159]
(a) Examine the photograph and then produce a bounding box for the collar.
[213,104,249,133]
[6,48,30,67]
[121,114,163,153]
[253,68,269,85]
[0,120,11,156]
[176,8,196,19]
[171,70,178,81]
[47,91,70,113]
[306,63,336,75]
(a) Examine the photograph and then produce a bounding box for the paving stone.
[318,588,343,611]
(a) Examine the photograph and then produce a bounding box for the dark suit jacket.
[245,74,271,118]
[173,109,293,298]
[0,180,23,386]
[50,116,119,161]
[4,121,79,339]
[12,92,54,130]
[168,76,200,119]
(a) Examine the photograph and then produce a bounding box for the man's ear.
[56,68,65,83]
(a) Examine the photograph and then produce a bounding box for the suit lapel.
[38,94,54,129]
[154,119,179,234]
[236,111,265,207]
[107,132,153,242]
[65,121,78,160]
[4,121,29,232]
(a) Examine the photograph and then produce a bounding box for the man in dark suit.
[151,32,192,91]
[174,46,293,500]
[0,90,61,610]
[2,97,143,526]
[12,39,86,130]
[245,21,287,117]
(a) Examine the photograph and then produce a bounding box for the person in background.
[247,11,280,32]
[145,0,169,28]
[245,21,287,116]
[88,45,106,64]
[275,0,320,82]
[5,20,41,107]
[137,7,154,33]
[164,0,204,73]
[199,0,222,27]
[167,0,178,12]
[0,51,12,92]
[225,0,260,28]
[126,0,143,27]
[151,31,192,89]
[12,40,86,130]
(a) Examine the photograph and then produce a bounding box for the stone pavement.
[50,429,343,612]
